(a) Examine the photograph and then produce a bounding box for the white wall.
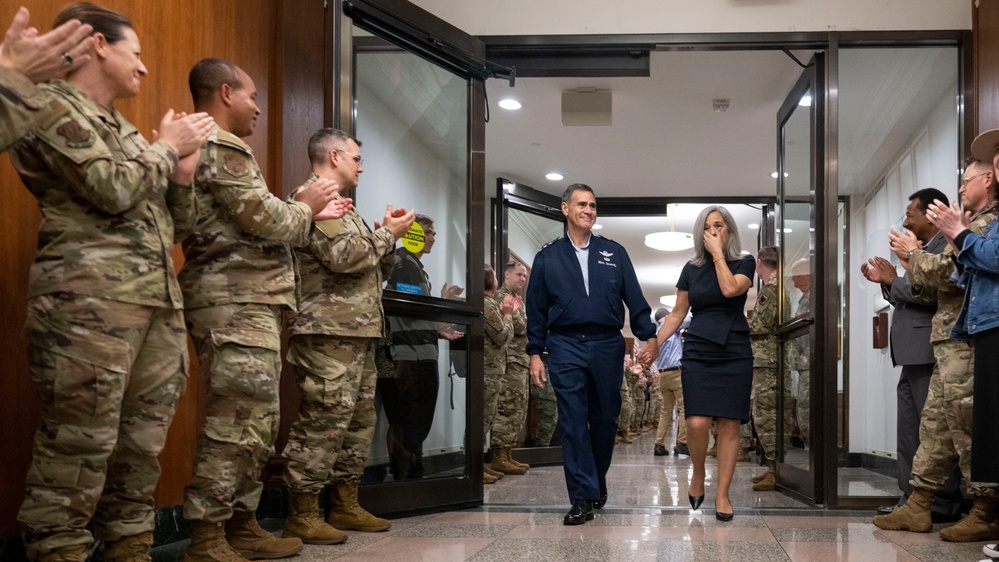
[410,0,970,36]
[847,88,958,456]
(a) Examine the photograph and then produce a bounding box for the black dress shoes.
[654,444,668,456]
[564,499,595,525]
[689,494,704,510]
[594,492,608,509]
[716,511,734,522]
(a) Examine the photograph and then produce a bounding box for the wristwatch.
[906,250,914,260]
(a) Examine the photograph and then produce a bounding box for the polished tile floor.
[154,426,995,561]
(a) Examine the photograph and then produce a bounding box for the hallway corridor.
[154,428,992,561]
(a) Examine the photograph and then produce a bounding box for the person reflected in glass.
[789,258,811,449]
[654,206,755,521]
[383,214,463,479]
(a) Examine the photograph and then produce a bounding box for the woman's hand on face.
[703,230,723,259]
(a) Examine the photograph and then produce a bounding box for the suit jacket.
[883,231,945,366]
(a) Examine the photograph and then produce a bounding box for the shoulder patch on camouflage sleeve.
[315,218,346,238]
[55,119,95,148]
[221,152,249,178]
[40,99,71,129]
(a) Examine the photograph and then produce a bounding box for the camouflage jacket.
[10,79,187,308]
[1,67,49,151]
[790,290,810,370]
[287,173,395,338]
[910,201,999,343]
[484,291,514,376]
[750,276,782,368]
[496,285,528,366]
[178,124,313,309]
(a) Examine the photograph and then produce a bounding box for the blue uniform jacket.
[525,234,656,357]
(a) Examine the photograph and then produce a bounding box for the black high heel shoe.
[715,511,734,522]
[688,494,704,510]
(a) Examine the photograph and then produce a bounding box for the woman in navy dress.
[655,206,754,521]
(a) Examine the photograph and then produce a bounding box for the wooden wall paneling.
[0,0,285,536]
[974,0,999,133]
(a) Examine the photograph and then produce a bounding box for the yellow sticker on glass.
[402,221,425,253]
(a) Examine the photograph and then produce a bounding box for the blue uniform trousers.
[547,331,625,503]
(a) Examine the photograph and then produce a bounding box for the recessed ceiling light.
[502,182,515,191]
[660,295,677,307]
[546,172,564,181]
[799,95,812,107]
[748,223,759,230]
[592,224,603,230]
[498,99,522,110]
[741,250,751,255]
[783,228,793,233]
[771,172,789,178]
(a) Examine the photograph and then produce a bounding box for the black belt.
[658,367,680,373]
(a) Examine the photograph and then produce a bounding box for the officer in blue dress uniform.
[526,183,659,525]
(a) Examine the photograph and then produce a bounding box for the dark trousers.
[972,326,999,483]
[391,360,439,455]
[898,362,963,516]
[546,332,625,503]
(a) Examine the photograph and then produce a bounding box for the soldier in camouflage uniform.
[483,265,517,481]
[748,246,792,490]
[629,362,647,433]
[789,258,811,448]
[9,5,214,561]
[0,8,95,152]
[178,59,341,562]
[280,128,414,544]
[489,261,532,474]
[616,360,635,443]
[875,158,999,542]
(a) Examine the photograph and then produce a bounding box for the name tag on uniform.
[597,250,617,267]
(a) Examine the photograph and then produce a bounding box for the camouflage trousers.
[283,336,377,491]
[491,361,529,447]
[183,304,283,522]
[795,369,810,444]
[483,368,502,451]
[656,367,686,446]
[711,420,753,450]
[648,383,661,428]
[630,381,646,432]
[752,366,793,464]
[618,376,633,434]
[19,294,188,558]
[911,339,998,497]
[531,377,558,446]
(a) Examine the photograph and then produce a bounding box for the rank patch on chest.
[223,154,248,177]
[56,120,95,148]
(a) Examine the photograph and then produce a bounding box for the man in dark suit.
[861,187,962,521]
[526,184,658,525]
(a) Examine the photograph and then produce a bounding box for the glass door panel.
[776,54,824,502]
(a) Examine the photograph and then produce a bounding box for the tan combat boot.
[103,531,154,562]
[184,521,250,562]
[483,470,499,484]
[483,462,505,481]
[508,448,530,470]
[327,480,392,532]
[36,544,89,562]
[751,470,769,484]
[283,490,347,545]
[737,448,751,462]
[939,496,999,542]
[872,487,933,532]
[489,447,526,475]
[225,511,303,559]
[752,467,776,491]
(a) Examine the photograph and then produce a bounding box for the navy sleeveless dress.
[677,256,755,422]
